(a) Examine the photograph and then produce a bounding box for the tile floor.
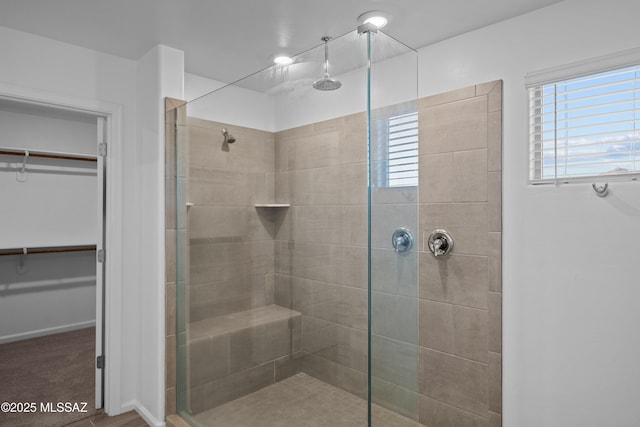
[191,373,424,427]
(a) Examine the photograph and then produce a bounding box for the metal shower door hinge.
[98,142,107,157]
[96,355,105,369]
[97,249,105,263]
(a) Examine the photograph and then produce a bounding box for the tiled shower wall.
[165,80,502,426]
[186,117,276,322]
[417,80,502,426]
[273,113,370,399]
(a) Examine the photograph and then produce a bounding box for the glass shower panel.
[367,31,420,425]
[176,31,374,427]
[175,28,420,427]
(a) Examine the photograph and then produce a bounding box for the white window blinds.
[387,112,419,187]
[528,63,640,184]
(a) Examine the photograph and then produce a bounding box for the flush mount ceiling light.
[273,55,294,65]
[357,10,390,29]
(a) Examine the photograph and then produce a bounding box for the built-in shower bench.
[187,304,303,414]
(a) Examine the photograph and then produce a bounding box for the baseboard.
[0,320,96,344]
[133,401,165,427]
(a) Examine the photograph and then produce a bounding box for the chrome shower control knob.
[428,229,454,257]
[391,228,414,254]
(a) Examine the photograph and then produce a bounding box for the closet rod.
[0,148,97,162]
[0,245,97,256]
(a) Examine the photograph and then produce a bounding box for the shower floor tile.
[191,373,423,427]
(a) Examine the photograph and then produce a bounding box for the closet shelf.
[0,147,97,162]
[0,244,97,256]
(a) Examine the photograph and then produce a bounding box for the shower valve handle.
[391,228,414,254]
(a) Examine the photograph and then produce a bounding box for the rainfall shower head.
[222,128,236,144]
[313,36,342,91]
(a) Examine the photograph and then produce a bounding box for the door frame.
[0,83,125,414]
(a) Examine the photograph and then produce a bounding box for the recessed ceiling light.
[357,11,390,29]
[273,55,294,65]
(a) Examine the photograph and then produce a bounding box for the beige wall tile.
[274,352,302,382]
[420,96,488,154]
[476,81,500,96]
[488,172,502,232]
[165,122,176,178]
[420,253,489,309]
[189,168,247,206]
[419,395,488,427]
[188,125,228,172]
[453,305,488,363]
[274,275,315,315]
[336,326,368,373]
[165,387,176,417]
[166,229,176,283]
[312,165,346,205]
[418,347,488,416]
[419,153,454,203]
[229,316,301,373]
[371,202,418,250]
[165,177,176,229]
[371,334,419,391]
[419,300,488,363]
[302,319,339,360]
[188,205,247,240]
[203,362,275,412]
[166,283,176,336]
[420,203,488,255]
[166,335,176,389]
[246,206,276,241]
[372,377,420,421]
[301,353,367,399]
[488,111,502,172]
[292,206,351,246]
[312,283,368,331]
[488,292,502,353]
[350,205,368,247]
[189,335,229,387]
[275,241,333,281]
[488,232,502,293]
[335,246,368,289]
[339,113,367,165]
[489,412,502,427]
[420,85,476,108]
[419,299,454,353]
[277,170,313,205]
[371,248,418,296]
[488,81,502,113]
[453,149,488,202]
[489,352,502,413]
[371,291,419,344]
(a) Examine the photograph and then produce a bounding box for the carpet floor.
[0,327,100,427]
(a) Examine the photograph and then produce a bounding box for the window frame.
[525,47,640,185]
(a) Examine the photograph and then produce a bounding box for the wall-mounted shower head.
[222,128,236,144]
[313,36,342,91]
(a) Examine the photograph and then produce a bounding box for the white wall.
[136,45,184,427]
[0,24,142,419]
[415,1,640,425]
[185,72,276,132]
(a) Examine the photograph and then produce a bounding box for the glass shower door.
[366,30,420,425]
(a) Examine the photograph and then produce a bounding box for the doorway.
[0,97,106,426]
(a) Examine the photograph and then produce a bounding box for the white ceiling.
[0,0,564,84]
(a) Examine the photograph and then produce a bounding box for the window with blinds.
[529,64,640,184]
[387,112,419,187]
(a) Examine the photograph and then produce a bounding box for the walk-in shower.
[167,24,503,427]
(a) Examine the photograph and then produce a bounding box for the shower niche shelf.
[254,203,290,208]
